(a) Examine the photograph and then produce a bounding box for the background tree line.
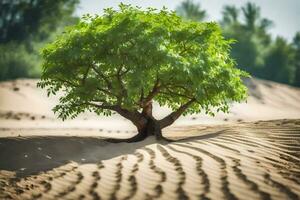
[177,0,300,87]
[0,0,79,80]
[0,0,299,87]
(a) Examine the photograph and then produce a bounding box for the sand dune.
[0,78,300,199]
[1,119,300,200]
[1,78,300,135]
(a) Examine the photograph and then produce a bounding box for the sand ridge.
[1,78,300,134]
[1,78,300,199]
[0,119,300,200]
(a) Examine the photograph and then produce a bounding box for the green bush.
[0,43,41,81]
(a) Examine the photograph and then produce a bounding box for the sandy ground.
[0,78,300,136]
[0,78,300,199]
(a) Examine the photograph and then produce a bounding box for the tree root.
[104,134,174,143]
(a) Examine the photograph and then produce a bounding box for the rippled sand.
[1,119,299,200]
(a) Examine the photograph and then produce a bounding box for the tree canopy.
[38,4,248,141]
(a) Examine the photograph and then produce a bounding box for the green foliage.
[221,3,272,76]
[176,0,207,22]
[38,4,248,121]
[0,0,79,44]
[0,0,79,81]
[221,6,239,25]
[263,37,295,84]
[219,2,300,86]
[293,32,300,87]
[0,42,41,80]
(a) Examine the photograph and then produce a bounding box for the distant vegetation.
[0,0,79,80]
[0,0,299,87]
[177,0,300,87]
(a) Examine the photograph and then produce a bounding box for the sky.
[76,0,300,41]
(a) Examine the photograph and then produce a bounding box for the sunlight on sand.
[0,79,300,199]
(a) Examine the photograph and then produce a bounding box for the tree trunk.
[105,117,164,143]
[140,117,163,140]
[105,101,176,143]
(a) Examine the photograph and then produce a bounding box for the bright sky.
[76,0,300,41]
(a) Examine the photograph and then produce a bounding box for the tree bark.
[105,99,195,143]
[140,116,163,140]
[105,117,163,143]
[106,101,166,143]
[159,98,195,129]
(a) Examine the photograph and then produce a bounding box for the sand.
[1,120,300,200]
[1,78,300,135]
[0,78,300,199]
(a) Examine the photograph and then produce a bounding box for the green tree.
[38,5,248,142]
[241,3,272,46]
[0,42,41,80]
[176,0,207,22]
[221,3,272,77]
[221,5,239,26]
[263,37,295,84]
[241,2,260,32]
[0,0,79,81]
[0,0,79,44]
[293,32,300,86]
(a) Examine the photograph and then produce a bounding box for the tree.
[263,37,295,84]
[176,0,207,22]
[220,3,272,77]
[293,32,300,87]
[241,3,272,46]
[0,42,41,80]
[221,5,239,26]
[0,0,79,44]
[241,2,260,32]
[0,0,79,81]
[38,4,248,142]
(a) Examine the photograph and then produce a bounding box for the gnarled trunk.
[105,117,163,143]
[106,99,196,143]
[138,117,163,140]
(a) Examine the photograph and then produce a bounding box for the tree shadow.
[0,130,224,178]
[170,130,225,143]
[0,136,157,177]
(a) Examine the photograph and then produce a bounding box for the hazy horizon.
[76,0,300,42]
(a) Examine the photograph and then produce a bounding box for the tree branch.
[162,86,194,99]
[85,102,118,111]
[91,65,113,90]
[91,65,120,98]
[81,65,91,85]
[142,77,161,106]
[87,102,147,130]
[96,87,117,97]
[159,98,196,129]
[140,88,144,103]
[142,101,153,117]
[116,65,128,104]
[56,77,78,87]
[160,91,193,100]
[114,107,147,130]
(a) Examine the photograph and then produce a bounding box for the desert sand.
[0,78,300,200]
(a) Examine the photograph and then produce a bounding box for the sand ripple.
[1,119,300,200]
